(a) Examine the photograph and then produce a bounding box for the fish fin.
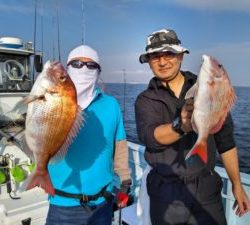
[7,100,28,115]
[20,170,55,195]
[9,95,45,115]
[210,117,226,134]
[21,95,42,104]
[227,87,237,110]
[50,106,84,163]
[191,118,198,133]
[20,134,35,161]
[185,141,208,164]
[230,88,237,105]
[185,83,198,100]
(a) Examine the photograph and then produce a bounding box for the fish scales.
[22,61,83,195]
[185,54,236,163]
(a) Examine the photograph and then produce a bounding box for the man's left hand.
[181,98,194,133]
[116,179,132,208]
[232,183,250,216]
[117,191,129,208]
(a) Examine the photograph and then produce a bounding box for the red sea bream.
[23,61,83,195]
[185,54,236,163]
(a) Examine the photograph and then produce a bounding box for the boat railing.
[126,141,250,225]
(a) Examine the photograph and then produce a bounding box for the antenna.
[123,69,127,121]
[32,0,37,82]
[52,15,55,61]
[81,0,86,44]
[41,0,44,56]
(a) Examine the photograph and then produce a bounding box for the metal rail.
[127,141,250,225]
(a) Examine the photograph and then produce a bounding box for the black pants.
[147,170,227,225]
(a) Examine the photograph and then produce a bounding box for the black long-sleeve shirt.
[135,71,235,177]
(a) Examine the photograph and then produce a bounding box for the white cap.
[67,45,100,64]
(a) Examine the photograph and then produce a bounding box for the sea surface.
[104,83,250,174]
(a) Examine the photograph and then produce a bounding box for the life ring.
[3,60,25,81]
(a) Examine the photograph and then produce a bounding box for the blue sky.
[1,0,250,86]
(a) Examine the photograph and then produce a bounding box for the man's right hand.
[154,98,195,145]
[180,98,194,133]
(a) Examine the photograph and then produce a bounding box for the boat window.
[0,53,32,92]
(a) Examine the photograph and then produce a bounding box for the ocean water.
[104,83,250,174]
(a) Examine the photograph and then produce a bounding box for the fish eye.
[214,73,221,78]
[59,76,66,82]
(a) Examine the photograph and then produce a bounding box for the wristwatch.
[172,117,185,136]
[120,179,132,194]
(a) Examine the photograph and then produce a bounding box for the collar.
[88,86,103,105]
[148,71,196,91]
[144,71,197,102]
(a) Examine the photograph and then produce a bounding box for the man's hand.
[232,183,250,217]
[180,98,194,133]
[221,148,250,217]
[116,179,132,208]
[117,191,129,208]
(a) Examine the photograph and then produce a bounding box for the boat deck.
[0,188,48,225]
[0,141,250,225]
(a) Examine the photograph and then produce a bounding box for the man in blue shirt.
[45,45,131,225]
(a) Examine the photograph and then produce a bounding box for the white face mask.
[68,66,99,110]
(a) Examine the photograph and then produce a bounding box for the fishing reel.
[0,153,35,199]
[0,154,16,198]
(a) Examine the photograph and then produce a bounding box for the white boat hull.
[0,141,250,225]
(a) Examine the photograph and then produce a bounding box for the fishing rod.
[123,69,127,122]
[56,0,61,62]
[0,129,23,150]
[81,0,86,45]
[32,0,37,82]
[52,15,56,61]
[41,0,44,58]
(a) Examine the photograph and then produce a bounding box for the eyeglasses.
[148,52,178,63]
[67,60,101,71]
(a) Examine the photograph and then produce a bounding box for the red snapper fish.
[185,54,236,163]
[21,61,83,195]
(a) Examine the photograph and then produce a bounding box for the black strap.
[54,184,111,202]
[152,168,214,184]
[55,189,84,199]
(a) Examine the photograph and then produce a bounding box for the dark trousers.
[147,170,227,225]
[45,200,113,225]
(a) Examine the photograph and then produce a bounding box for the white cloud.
[0,1,33,14]
[183,42,250,86]
[167,0,250,12]
[100,50,153,83]
[102,42,250,86]
[102,68,152,83]
[111,69,148,75]
[0,0,73,16]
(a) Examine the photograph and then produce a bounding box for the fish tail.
[23,171,55,196]
[185,141,208,164]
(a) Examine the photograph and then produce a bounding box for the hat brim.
[139,44,189,64]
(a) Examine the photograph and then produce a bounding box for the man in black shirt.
[135,28,250,225]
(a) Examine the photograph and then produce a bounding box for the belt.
[153,169,214,185]
[181,169,214,184]
[54,184,112,203]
